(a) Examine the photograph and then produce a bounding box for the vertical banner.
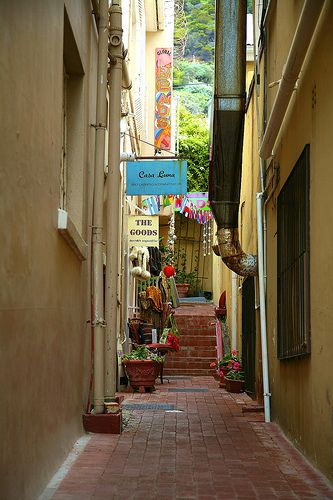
[155,48,172,151]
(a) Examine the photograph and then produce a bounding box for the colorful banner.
[141,196,160,215]
[128,215,159,247]
[155,48,172,150]
[174,193,213,224]
[126,160,187,195]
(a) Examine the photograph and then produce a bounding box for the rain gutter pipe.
[256,193,270,422]
[253,0,271,422]
[209,0,257,277]
[259,0,325,160]
[105,0,123,397]
[231,272,237,350]
[91,0,109,414]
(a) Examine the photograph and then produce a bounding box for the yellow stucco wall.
[212,6,333,480]
[0,2,96,498]
[264,0,333,481]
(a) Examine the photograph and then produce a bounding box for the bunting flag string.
[174,193,213,224]
[141,196,159,215]
[140,193,213,224]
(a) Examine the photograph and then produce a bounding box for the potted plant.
[224,365,245,393]
[218,350,241,376]
[174,249,199,297]
[121,345,164,393]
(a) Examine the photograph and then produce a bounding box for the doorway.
[242,277,256,396]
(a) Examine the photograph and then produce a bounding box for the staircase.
[163,303,217,377]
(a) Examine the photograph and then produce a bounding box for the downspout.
[253,0,271,423]
[209,0,257,277]
[259,0,325,160]
[105,0,123,397]
[91,0,109,414]
[256,193,270,422]
[231,272,237,350]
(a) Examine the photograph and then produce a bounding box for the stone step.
[163,367,213,376]
[177,336,216,347]
[164,358,215,371]
[171,346,217,358]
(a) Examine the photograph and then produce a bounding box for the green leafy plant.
[121,345,164,363]
[174,247,199,293]
[218,350,241,369]
[224,369,245,381]
[159,237,174,266]
[178,104,209,192]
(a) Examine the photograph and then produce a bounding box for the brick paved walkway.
[51,377,333,499]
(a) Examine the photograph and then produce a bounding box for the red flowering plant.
[159,315,180,351]
[217,350,242,376]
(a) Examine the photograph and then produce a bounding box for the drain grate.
[122,402,175,410]
[168,388,209,393]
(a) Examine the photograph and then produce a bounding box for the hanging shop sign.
[126,160,187,195]
[128,215,159,247]
[155,48,172,151]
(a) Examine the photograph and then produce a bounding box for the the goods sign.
[128,215,159,247]
[126,159,187,195]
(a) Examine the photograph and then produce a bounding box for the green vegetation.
[183,0,215,62]
[178,105,209,192]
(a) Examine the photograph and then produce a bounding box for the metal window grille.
[277,145,310,359]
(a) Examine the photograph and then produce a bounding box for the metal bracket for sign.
[128,156,186,161]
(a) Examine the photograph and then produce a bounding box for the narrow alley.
[47,377,333,499]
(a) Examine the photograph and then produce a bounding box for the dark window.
[277,145,310,359]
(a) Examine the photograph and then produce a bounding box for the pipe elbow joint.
[217,227,257,277]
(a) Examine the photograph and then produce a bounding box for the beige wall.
[264,0,333,481]
[215,0,333,482]
[0,1,96,498]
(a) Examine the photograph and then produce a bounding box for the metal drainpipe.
[231,272,237,351]
[209,0,257,277]
[256,193,270,422]
[259,0,325,159]
[105,0,123,398]
[92,0,109,415]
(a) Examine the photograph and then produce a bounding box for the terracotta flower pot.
[122,359,161,392]
[225,378,245,393]
[176,283,190,298]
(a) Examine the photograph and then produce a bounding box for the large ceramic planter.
[122,359,161,392]
[176,283,190,298]
[225,378,245,393]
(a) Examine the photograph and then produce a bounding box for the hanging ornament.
[203,223,207,257]
[163,264,175,278]
[207,219,211,255]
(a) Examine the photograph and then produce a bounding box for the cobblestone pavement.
[52,376,333,499]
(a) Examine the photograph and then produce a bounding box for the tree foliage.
[178,105,209,192]
[174,59,213,115]
[183,0,215,62]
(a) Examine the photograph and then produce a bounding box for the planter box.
[225,378,245,393]
[122,359,161,392]
[176,283,190,298]
[82,411,122,434]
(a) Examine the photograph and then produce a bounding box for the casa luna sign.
[126,160,187,196]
